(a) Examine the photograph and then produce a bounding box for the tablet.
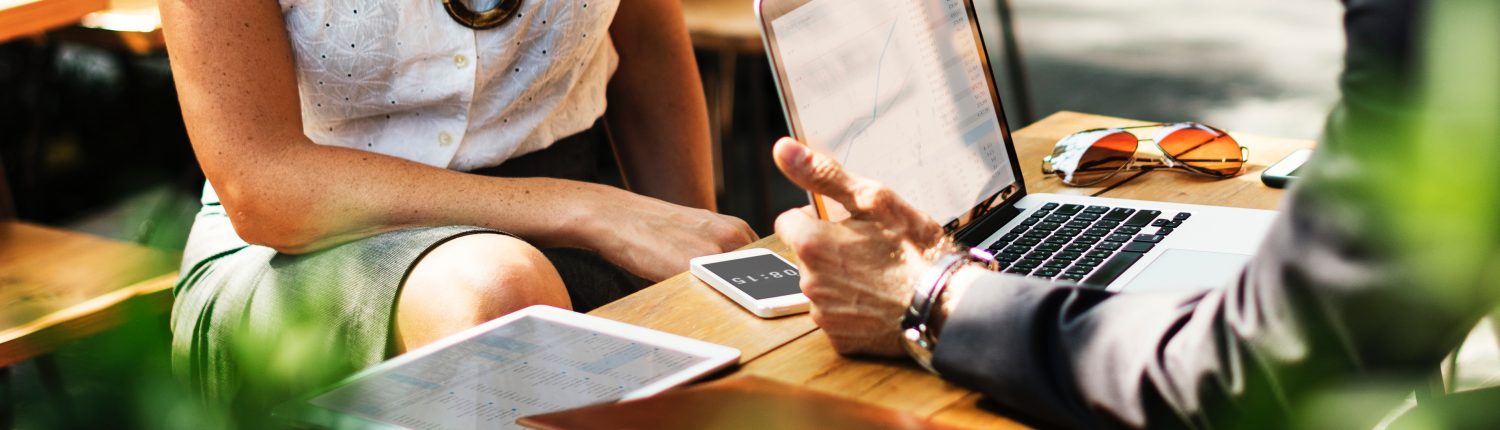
[273,305,740,430]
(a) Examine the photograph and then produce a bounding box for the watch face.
[702,254,801,300]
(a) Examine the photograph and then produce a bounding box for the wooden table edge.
[0,0,109,43]
[0,272,178,368]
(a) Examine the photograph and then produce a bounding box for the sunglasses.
[1041,122,1249,186]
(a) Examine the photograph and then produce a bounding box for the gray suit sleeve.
[931,0,1500,428]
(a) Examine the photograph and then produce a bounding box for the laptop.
[755,0,1277,292]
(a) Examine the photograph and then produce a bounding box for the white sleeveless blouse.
[276,0,620,171]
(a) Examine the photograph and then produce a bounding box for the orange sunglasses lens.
[1156,124,1245,177]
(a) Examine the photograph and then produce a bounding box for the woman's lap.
[171,215,652,406]
[171,224,491,404]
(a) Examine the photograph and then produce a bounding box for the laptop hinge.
[953,204,1022,247]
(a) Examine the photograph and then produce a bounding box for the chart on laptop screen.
[773,0,1014,223]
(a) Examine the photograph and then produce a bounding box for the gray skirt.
[170,122,649,410]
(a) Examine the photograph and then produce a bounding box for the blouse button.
[453,54,469,69]
[438,131,454,146]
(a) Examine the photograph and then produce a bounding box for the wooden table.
[62,0,166,54]
[0,222,178,369]
[0,221,178,427]
[586,111,1316,428]
[0,0,163,52]
[0,0,108,43]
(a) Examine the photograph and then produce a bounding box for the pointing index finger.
[772,138,870,216]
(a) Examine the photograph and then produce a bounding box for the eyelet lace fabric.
[276,0,620,171]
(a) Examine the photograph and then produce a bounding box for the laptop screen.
[764,0,1020,229]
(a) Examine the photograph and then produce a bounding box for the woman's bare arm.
[606,0,718,211]
[161,0,752,279]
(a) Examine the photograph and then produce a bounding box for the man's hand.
[771,138,947,357]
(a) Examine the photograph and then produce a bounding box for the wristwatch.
[901,247,997,374]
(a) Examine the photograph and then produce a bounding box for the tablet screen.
[301,312,727,429]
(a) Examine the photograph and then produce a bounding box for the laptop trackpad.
[1122,249,1252,293]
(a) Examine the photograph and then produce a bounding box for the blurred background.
[0,0,1347,427]
[1,0,1347,243]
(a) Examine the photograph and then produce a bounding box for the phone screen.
[702,254,802,300]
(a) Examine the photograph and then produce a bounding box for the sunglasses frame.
[1041,122,1249,187]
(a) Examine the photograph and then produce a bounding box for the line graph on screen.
[836,21,924,167]
[773,0,1015,222]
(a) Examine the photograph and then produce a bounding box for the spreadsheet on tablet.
[303,314,723,430]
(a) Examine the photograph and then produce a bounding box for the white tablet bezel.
[690,248,809,318]
[273,305,741,428]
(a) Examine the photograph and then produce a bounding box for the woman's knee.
[398,233,570,343]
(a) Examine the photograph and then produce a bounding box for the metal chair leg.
[995,0,1036,124]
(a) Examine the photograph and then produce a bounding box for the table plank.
[588,237,818,364]
[738,332,1027,428]
[0,222,178,366]
[0,0,108,43]
[57,0,166,54]
[1019,111,1313,210]
[681,0,763,53]
[1084,130,1311,210]
[928,393,1032,429]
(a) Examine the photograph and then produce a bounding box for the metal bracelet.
[901,252,968,374]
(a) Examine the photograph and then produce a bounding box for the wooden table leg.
[746,55,774,230]
[995,0,1035,125]
[0,153,15,220]
[34,357,70,427]
[1,365,12,430]
[713,50,738,196]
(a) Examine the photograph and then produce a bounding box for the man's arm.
[777,0,1500,427]
[929,0,1500,427]
[606,0,718,211]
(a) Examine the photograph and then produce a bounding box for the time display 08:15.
[731,269,800,285]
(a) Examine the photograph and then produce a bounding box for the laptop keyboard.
[985,203,1192,288]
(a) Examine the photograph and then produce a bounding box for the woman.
[159,0,756,406]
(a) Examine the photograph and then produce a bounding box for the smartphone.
[1261,149,1313,189]
[689,249,809,318]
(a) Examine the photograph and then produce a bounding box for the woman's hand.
[586,188,758,282]
[771,138,947,357]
